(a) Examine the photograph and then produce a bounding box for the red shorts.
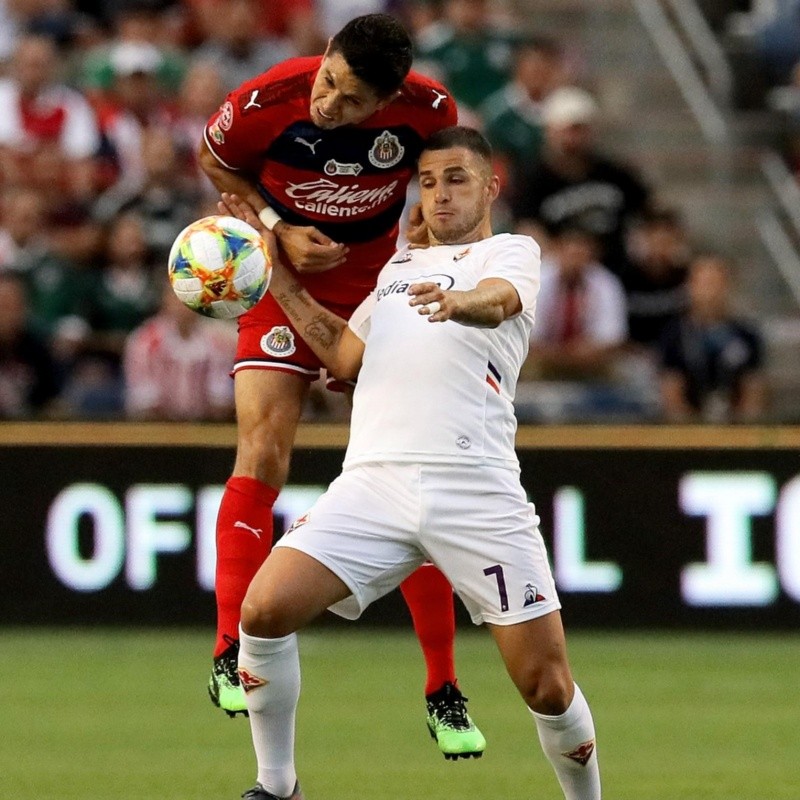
[234,293,358,389]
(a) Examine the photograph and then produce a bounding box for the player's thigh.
[419,465,560,626]
[275,464,426,620]
[242,546,353,637]
[232,368,310,483]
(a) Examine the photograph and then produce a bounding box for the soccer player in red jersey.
[198,13,485,759]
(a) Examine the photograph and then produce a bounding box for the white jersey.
[343,233,540,470]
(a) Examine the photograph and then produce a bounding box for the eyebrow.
[324,68,363,103]
[418,165,470,178]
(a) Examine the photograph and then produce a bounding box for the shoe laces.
[216,634,240,681]
[427,682,471,730]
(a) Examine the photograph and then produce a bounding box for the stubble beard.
[428,201,485,245]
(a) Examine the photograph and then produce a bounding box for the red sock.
[214,476,279,657]
[400,564,457,696]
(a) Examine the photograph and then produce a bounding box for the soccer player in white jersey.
[219,126,601,800]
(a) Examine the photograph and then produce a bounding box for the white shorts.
[274,462,560,625]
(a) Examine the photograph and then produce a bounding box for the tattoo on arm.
[305,313,341,350]
[274,282,346,356]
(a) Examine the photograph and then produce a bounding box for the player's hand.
[218,192,347,272]
[274,223,348,273]
[217,192,271,236]
[405,202,429,248]
[407,282,454,323]
[217,192,286,278]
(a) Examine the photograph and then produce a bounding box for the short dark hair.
[639,206,684,229]
[421,125,493,163]
[516,35,562,61]
[329,14,413,97]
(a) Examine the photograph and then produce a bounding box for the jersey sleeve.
[203,59,314,173]
[347,290,377,342]
[402,72,458,137]
[481,235,541,313]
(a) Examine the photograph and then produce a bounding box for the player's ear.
[486,174,501,202]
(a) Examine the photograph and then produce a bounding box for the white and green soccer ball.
[167,215,271,319]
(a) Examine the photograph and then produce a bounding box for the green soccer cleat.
[208,635,249,718]
[241,782,303,800]
[426,681,486,760]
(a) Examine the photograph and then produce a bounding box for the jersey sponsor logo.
[324,159,363,176]
[418,273,455,290]
[431,89,448,109]
[284,178,399,217]
[562,740,595,767]
[219,101,234,130]
[260,326,296,357]
[453,246,471,261]
[238,667,268,693]
[208,121,225,145]
[295,136,322,154]
[390,252,413,264]
[523,583,546,606]
[376,272,454,302]
[368,130,404,169]
[243,90,262,111]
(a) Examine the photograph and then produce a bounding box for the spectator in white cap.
[540,85,599,127]
[79,1,186,102]
[93,39,178,192]
[109,40,164,77]
[511,85,652,276]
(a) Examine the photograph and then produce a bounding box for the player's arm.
[199,141,348,273]
[198,143,271,220]
[269,265,365,381]
[219,192,364,381]
[407,277,522,328]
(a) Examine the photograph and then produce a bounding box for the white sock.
[532,683,601,800]
[238,627,301,797]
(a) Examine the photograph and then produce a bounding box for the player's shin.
[238,629,301,798]
[209,476,279,716]
[532,683,601,800]
[214,476,279,655]
[401,564,487,759]
[400,563,456,694]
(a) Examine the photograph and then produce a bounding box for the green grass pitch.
[3,628,799,799]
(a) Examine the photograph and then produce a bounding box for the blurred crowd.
[0,0,770,424]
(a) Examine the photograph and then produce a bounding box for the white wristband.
[258,205,283,231]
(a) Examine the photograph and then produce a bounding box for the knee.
[235,427,291,486]
[520,667,574,716]
[240,593,296,639]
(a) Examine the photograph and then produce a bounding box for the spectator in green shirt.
[414,0,521,111]
[481,37,564,172]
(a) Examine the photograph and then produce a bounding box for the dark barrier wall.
[2,423,799,628]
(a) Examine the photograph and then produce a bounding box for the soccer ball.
[167,215,271,319]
